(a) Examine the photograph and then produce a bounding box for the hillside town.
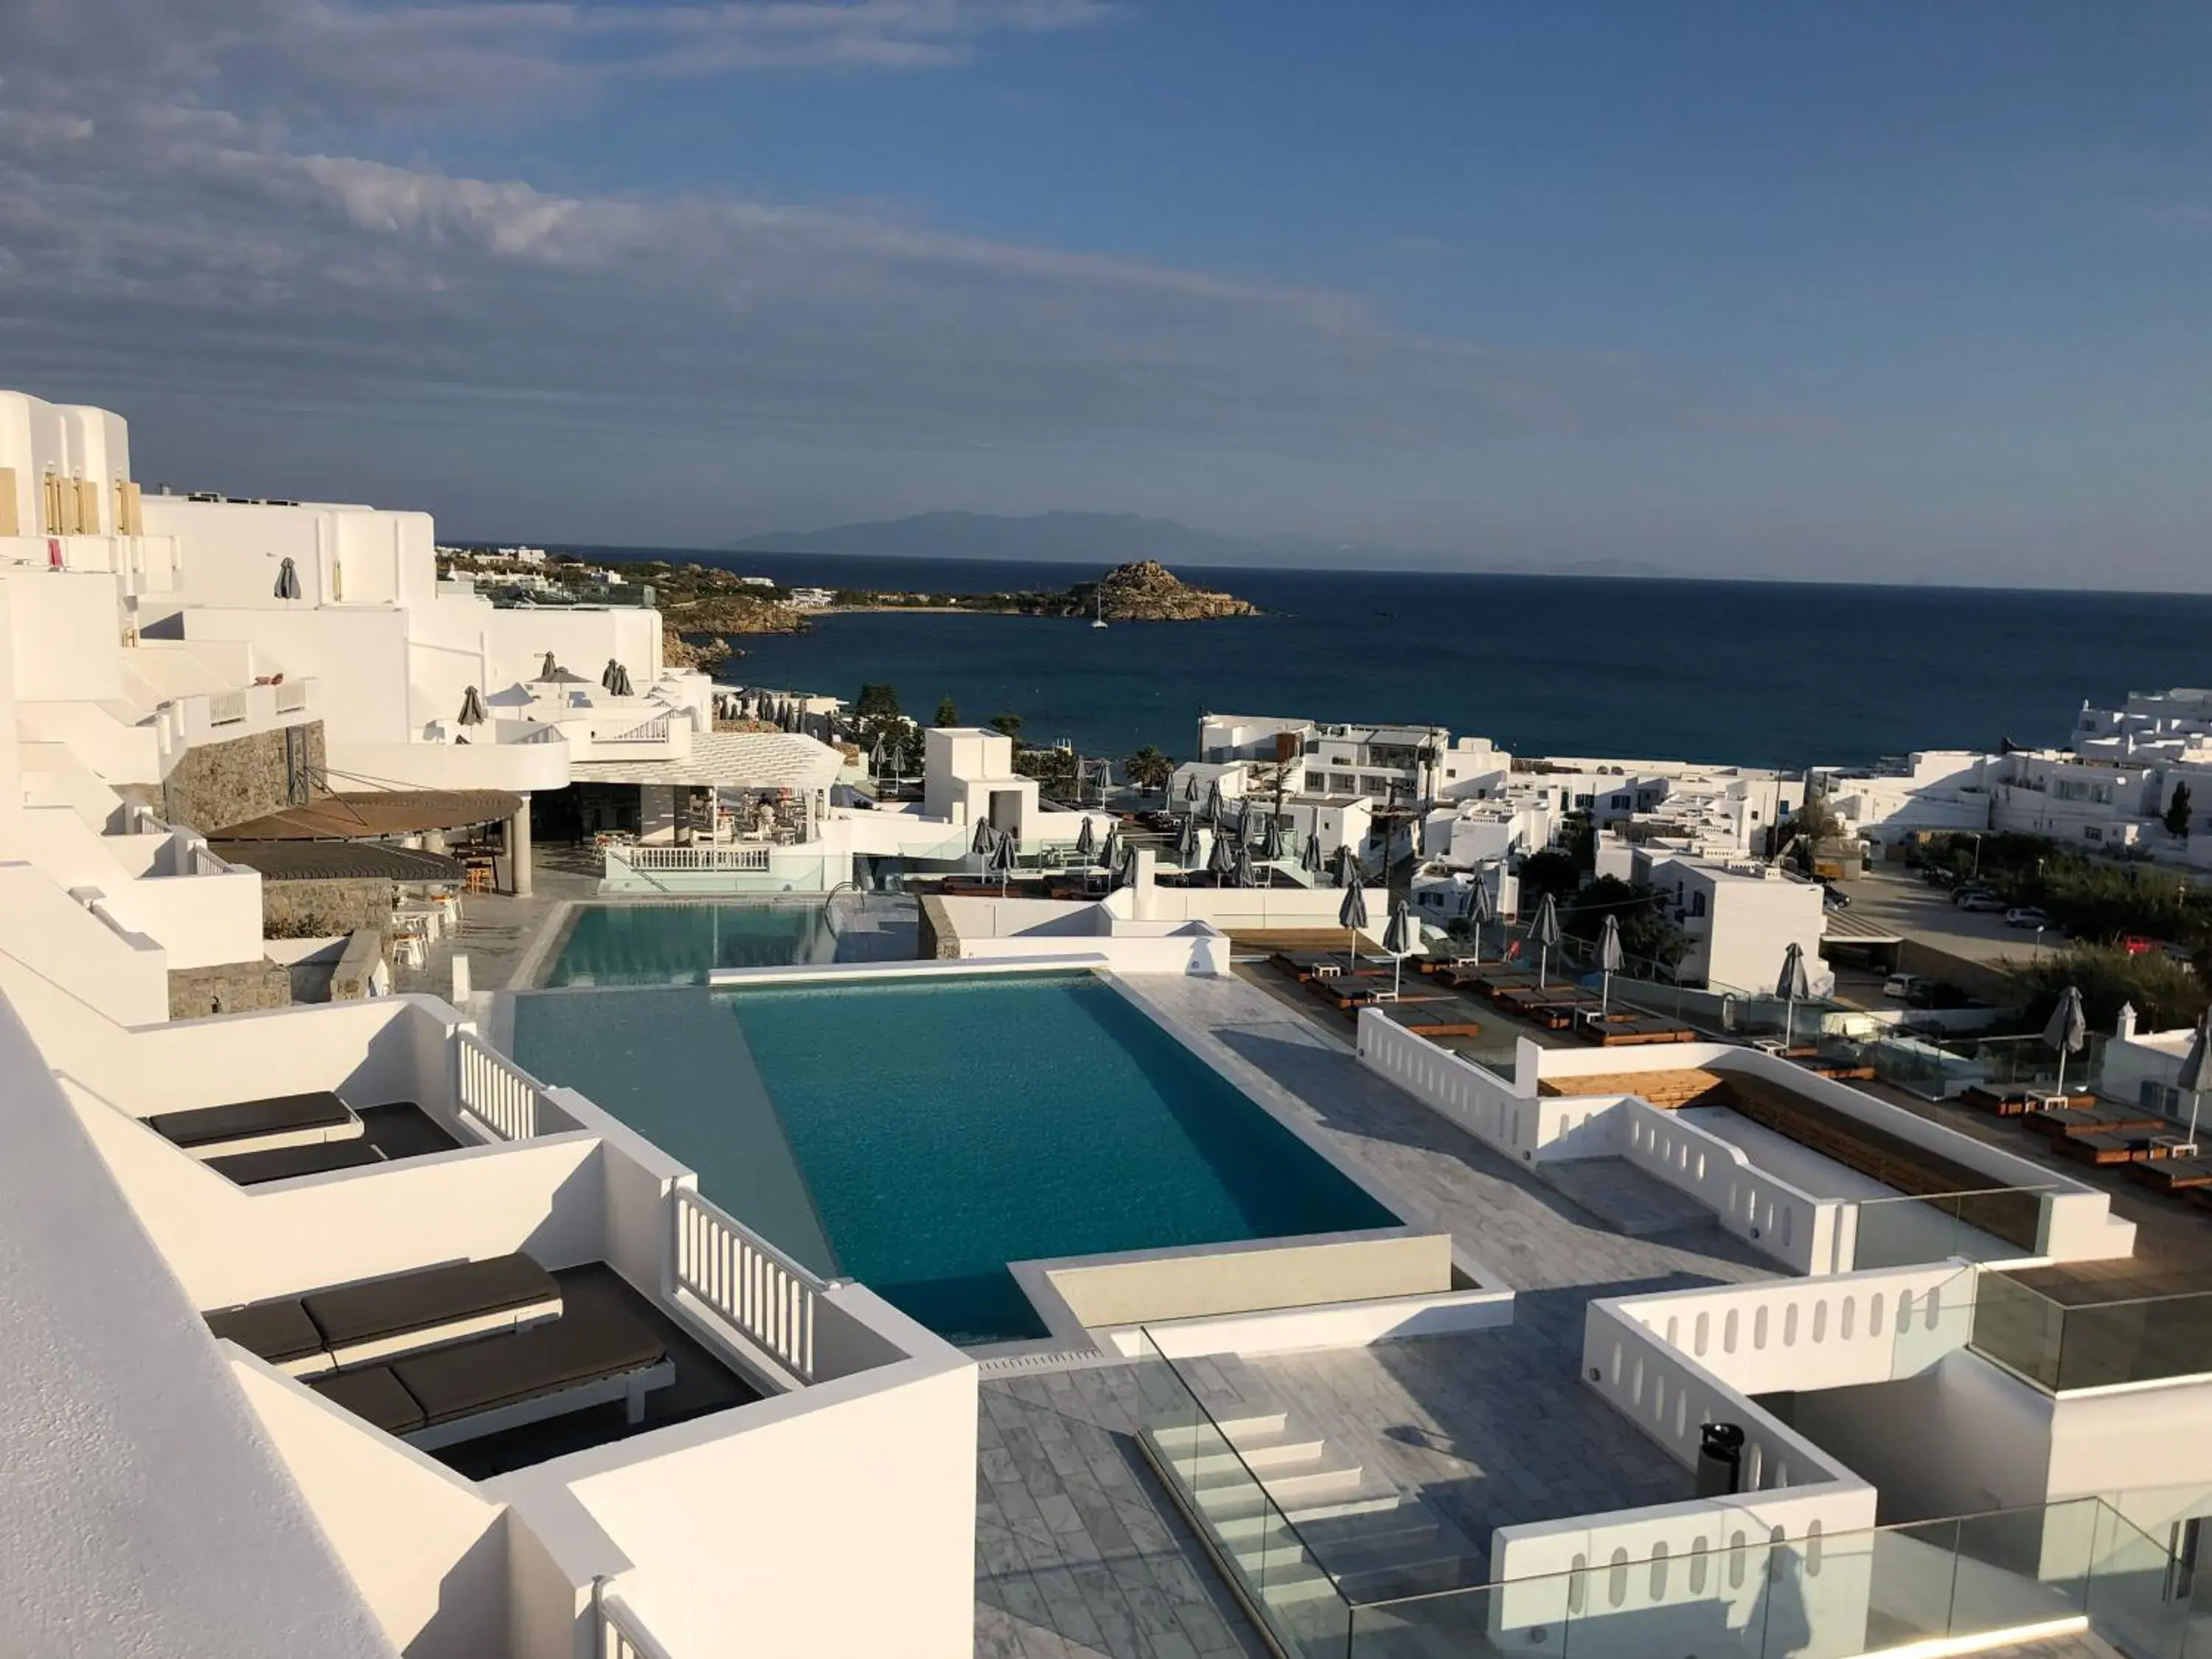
[8,380,2212,1659]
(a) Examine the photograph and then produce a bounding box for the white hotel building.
[7,389,2212,1659]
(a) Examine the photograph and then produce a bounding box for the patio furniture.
[2130,1155,2212,1193]
[310,1302,673,1450]
[2056,1130,2162,1168]
[1574,1009,1698,1046]
[206,1253,564,1379]
[1271,950,1347,981]
[149,1091,361,1161]
[1310,973,1391,1011]
[1371,1004,1485,1038]
[206,1139,389,1187]
[2021,1099,2163,1137]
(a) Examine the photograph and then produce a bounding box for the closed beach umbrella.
[1777,941,1812,1048]
[601,657,621,691]
[1234,843,1256,890]
[991,827,1018,892]
[1183,773,1200,806]
[1530,892,1562,988]
[1464,876,1495,964]
[1597,912,1625,1015]
[608,663,633,698]
[1383,899,1414,998]
[1332,844,1359,890]
[1208,827,1237,886]
[973,818,998,860]
[456,685,487,728]
[1204,778,1223,824]
[2177,1010,2212,1151]
[1301,832,1325,880]
[2042,985,2087,1098]
[274,555,302,602]
[540,650,559,680]
[1175,813,1200,868]
[869,734,887,775]
[1261,814,1284,861]
[1075,815,1097,863]
[1116,844,1137,891]
[1100,824,1121,873]
[1338,877,1370,971]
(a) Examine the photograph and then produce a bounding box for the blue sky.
[5,1,2209,585]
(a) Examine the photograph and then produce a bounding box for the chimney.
[2116,1001,2138,1042]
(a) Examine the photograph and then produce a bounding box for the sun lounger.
[311,1305,673,1451]
[205,1253,563,1377]
[1272,950,1350,981]
[1373,1004,1484,1038]
[1469,967,1541,995]
[1310,973,1392,1010]
[305,1253,563,1368]
[2132,1155,2212,1193]
[2023,1100,2163,1137]
[2056,1130,2158,1167]
[1573,1009,1697,1046]
[150,1091,361,1160]
[206,1298,335,1378]
[206,1139,388,1187]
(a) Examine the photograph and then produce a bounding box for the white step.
[1150,1411,1288,1450]
[1200,1486,1406,1532]
[1191,1459,1368,1507]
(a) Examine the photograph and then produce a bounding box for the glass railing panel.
[1947,1502,2090,1637]
[2056,1291,2212,1392]
[1351,1576,1542,1659]
[1130,1332,1352,1659]
[2087,1498,2195,1659]
[1851,1187,2047,1270]
[1968,1270,2068,1391]
[1854,1517,1961,1654]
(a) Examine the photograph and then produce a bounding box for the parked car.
[1955,889,2005,912]
[2003,906,2051,928]
[1882,972,1926,1000]
[1821,884,1851,911]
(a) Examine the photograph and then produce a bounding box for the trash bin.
[1698,1422,1746,1498]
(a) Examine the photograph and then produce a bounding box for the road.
[1833,867,2059,970]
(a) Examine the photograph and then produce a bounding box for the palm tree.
[1125,745,1173,798]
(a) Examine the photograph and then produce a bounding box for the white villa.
[8,386,2212,1659]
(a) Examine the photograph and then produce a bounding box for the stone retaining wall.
[162,721,324,834]
[167,959,291,1020]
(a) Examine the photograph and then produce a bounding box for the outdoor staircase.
[1145,1356,1488,1615]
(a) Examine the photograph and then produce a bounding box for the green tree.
[987,710,1024,741]
[1517,849,1581,904]
[2166,782,2194,841]
[1563,877,1688,975]
[855,683,902,720]
[933,695,960,728]
[2008,944,2208,1033]
[1559,812,1596,874]
[1013,746,1077,796]
[1124,745,1173,797]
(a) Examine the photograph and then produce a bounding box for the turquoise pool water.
[544,900,922,986]
[512,972,1396,1343]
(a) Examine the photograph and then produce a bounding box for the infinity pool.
[542,900,913,987]
[512,972,1394,1343]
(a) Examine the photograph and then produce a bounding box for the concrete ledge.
[1024,1228,1454,1332]
[1102,1282,1516,1358]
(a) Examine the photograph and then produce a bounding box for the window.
[1691,892,1707,917]
[2085,826,2104,842]
[1610,793,1631,810]
[1304,771,1326,791]
[1575,793,1594,809]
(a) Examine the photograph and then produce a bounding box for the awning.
[1822,909,1904,947]
[213,788,523,841]
[568,731,842,794]
[209,841,465,883]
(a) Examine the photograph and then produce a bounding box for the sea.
[582,547,2212,771]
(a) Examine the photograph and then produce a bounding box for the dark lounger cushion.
[310,1366,427,1435]
[303,1253,559,1352]
[206,1139,387,1186]
[393,1305,666,1426]
[150,1091,353,1148]
[206,1298,323,1367]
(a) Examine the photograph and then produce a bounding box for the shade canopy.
[1332,844,1359,889]
[2178,1010,2212,1096]
[1382,900,1414,956]
[601,658,622,691]
[1176,815,1200,863]
[456,685,488,727]
[1234,844,1255,888]
[1301,833,1325,876]
[2042,986,2087,1056]
[1777,941,1812,1001]
[1075,817,1097,860]
[607,664,633,698]
[1597,912,1625,974]
[1099,824,1121,872]
[215,788,522,841]
[973,818,998,855]
[273,555,302,601]
[1465,877,1495,925]
[1529,892,1562,950]
[1183,774,1199,803]
[1338,880,1370,931]
[1208,830,1237,877]
[209,841,464,883]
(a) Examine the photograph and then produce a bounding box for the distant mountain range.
[730,510,1674,578]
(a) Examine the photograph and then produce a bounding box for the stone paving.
[974,972,1780,1656]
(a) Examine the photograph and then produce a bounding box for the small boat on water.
[1091,593,1108,630]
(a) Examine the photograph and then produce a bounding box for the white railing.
[617,844,773,872]
[597,1588,675,1659]
[1356,1007,1527,1155]
[1620,1099,1837,1273]
[603,714,670,744]
[455,1032,546,1141]
[208,689,248,726]
[673,1187,821,1383]
[274,680,308,713]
